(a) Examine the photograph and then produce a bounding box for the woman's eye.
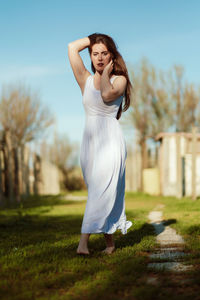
[93,53,107,56]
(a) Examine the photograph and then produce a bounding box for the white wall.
[185,154,200,197]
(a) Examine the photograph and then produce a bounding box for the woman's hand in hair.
[88,33,97,44]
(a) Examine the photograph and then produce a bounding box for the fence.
[0,130,61,206]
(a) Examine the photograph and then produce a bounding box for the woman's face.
[91,43,112,71]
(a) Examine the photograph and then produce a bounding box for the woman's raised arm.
[68,37,91,94]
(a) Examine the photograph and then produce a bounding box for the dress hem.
[81,220,133,235]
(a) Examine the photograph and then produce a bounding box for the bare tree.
[170,65,200,132]
[0,83,55,146]
[0,83,55,202]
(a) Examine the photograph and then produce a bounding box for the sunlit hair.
[88,33,133,120]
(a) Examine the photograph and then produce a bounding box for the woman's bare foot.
[76,247,90,255]
[76,233,90,255]
[103,234,115,254]
[101,246,115,254]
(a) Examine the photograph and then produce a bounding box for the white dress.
[80,74,132,234]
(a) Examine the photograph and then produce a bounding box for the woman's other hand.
[103,59,114,76]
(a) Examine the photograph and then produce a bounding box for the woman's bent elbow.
[101,93,109,102]
[102,92,117,102]
[68,42,73,48]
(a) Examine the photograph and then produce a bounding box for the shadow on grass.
[114,223,155,249]
[0,214,83,254]
[0,210,155,254]
[1,195,200,299]
[0,194,84,210]
[4,212,197,300]
[20,220,157,299]
[162,218,177,226]
[0,193,161,300]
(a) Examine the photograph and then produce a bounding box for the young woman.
[68,33,133,255]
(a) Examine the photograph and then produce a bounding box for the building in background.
[156,132,200,198]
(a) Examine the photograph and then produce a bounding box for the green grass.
[0,192,200,300]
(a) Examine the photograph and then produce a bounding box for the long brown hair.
[88,33,133,120]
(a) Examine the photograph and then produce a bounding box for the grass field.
[0,191,200,300]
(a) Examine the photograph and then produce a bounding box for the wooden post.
[130,149,134,191]
[21,145,30,196]
[0,131,3,202]
[191,126,197,200]
[176,134,182,198]
[158,141,163,196]
[5,131,14,204]
[13,147,20,203]
[140,139,147,192]
[33,153,41,195]
[18,146,23,196]
[0,149,3,203]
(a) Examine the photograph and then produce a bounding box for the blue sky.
[0,0,199,151]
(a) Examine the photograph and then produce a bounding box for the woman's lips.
[97,63,104,66]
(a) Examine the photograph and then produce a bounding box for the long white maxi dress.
[80,74,132,234]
